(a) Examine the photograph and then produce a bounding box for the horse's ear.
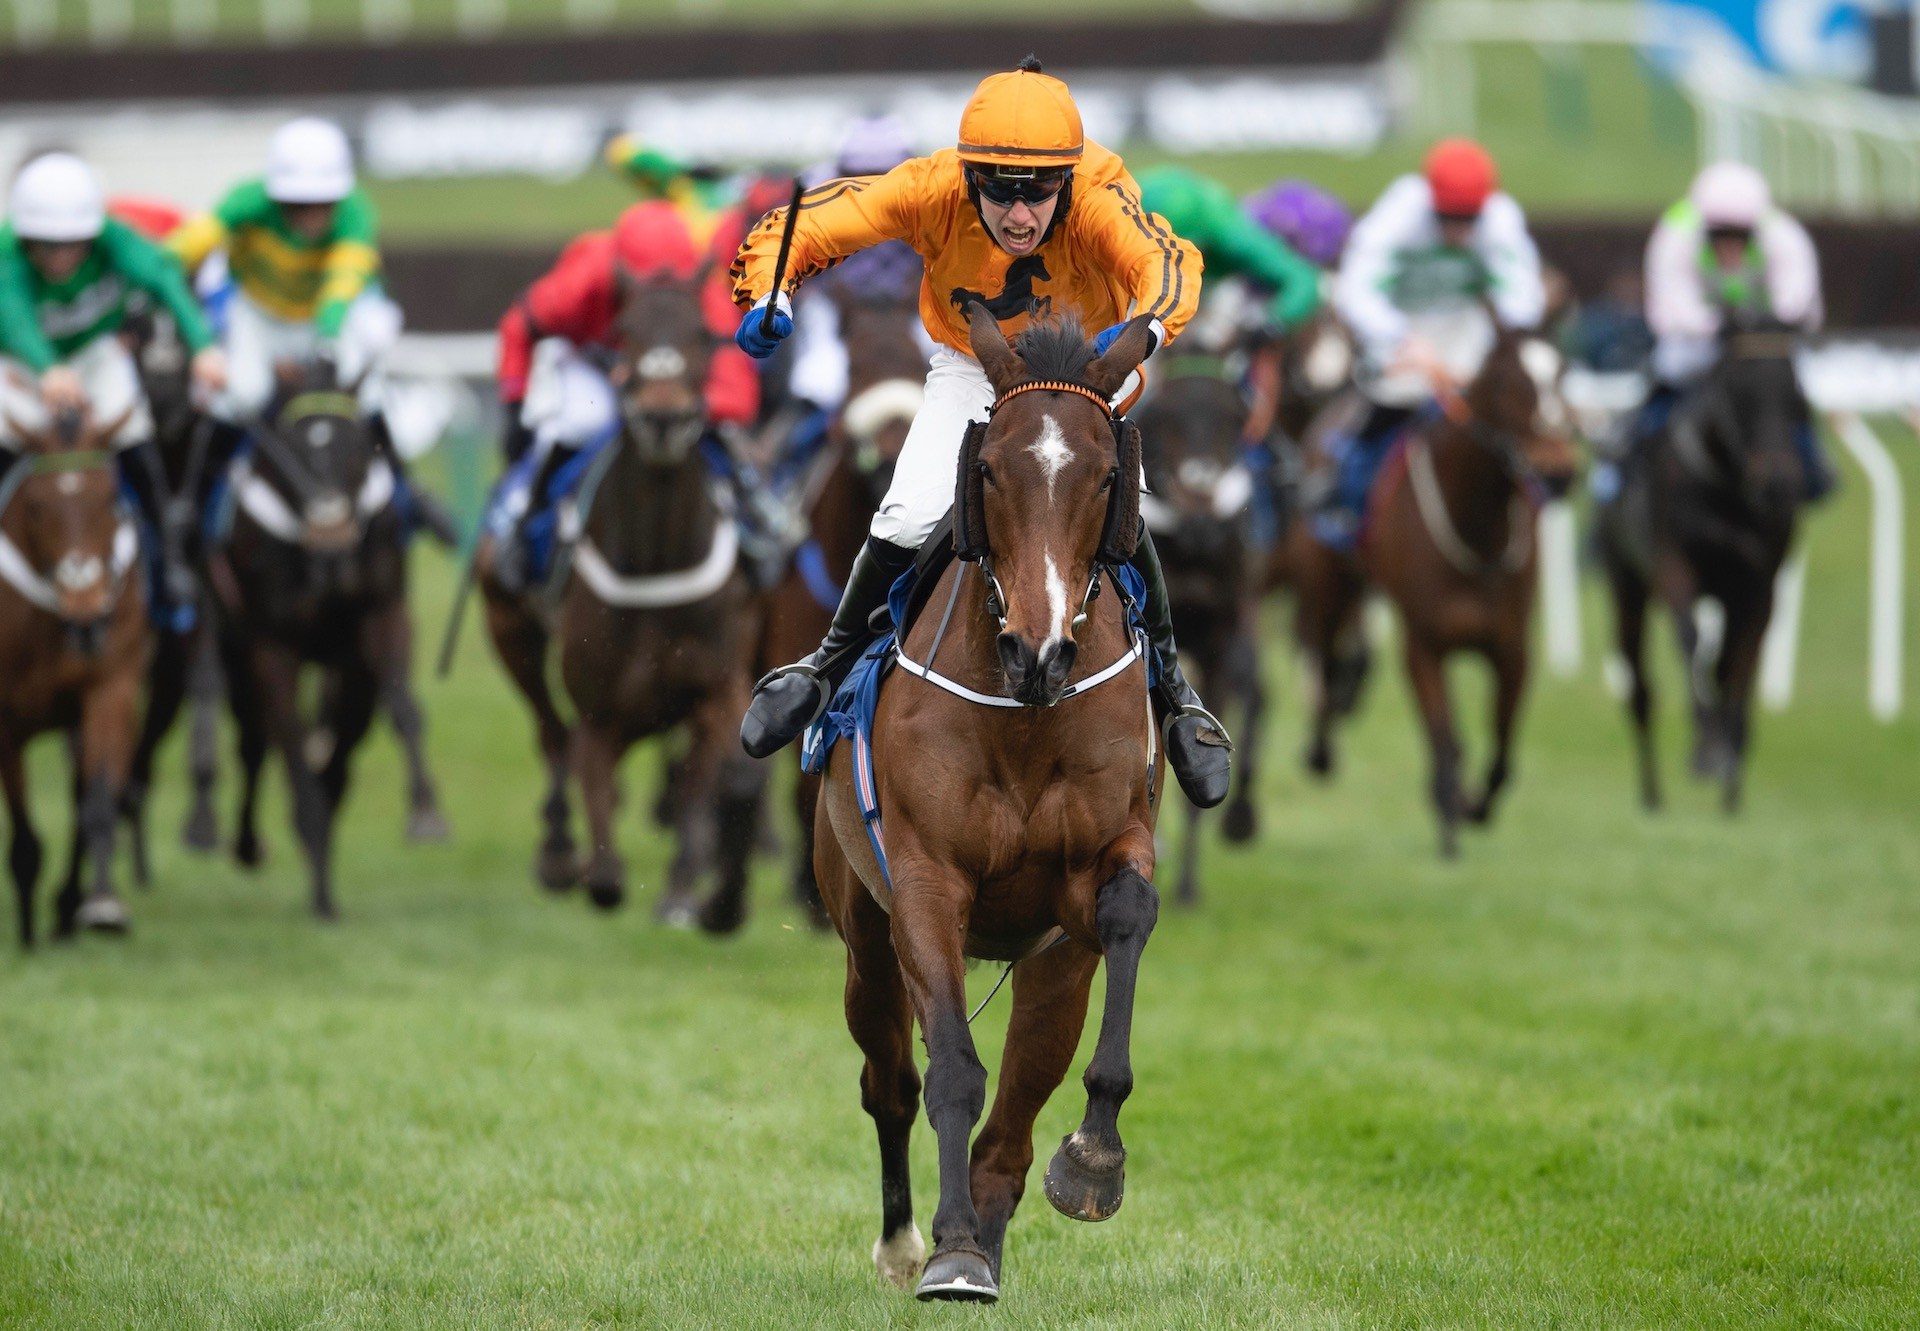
[91,404,136,449]
[965,301,1024,397]
[3,411,48,453]
[1084,316,1155,401]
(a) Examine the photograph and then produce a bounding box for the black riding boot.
[495,441,580,593]
[1135,529,1233,808]
[740,535,916,759]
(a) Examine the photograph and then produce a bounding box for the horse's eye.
[1098,471,1115,493]
[977,462,994,487]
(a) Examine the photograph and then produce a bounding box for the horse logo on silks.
[949,255,1052,322]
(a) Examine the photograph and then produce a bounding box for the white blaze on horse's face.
[1043,549,1069,649]
[1027,414,1072,504]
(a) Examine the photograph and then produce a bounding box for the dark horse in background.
[0,406,150,944]
[478,269,762,928]
[1293,326,1577,857]
[1596,320,1808,814]
[750,290,922,929]
[206,364,430,919]
[1134,364,1266,903]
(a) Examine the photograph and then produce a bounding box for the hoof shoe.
[76,896,130,933]
[406,808,452,843]
[1044,1131,1125,1222]
[915,1245,997,1303]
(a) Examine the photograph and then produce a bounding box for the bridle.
[0,446,140,624]
[954,378,1140,634]
[234,391,393,552]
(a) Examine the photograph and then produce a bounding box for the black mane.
[1011,315,1095,386]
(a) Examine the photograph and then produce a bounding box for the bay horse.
[745,291,922,931]
[1294,326,1577,857]
[207,364,426,919]
[1595,321,1806,813]
[814,308,1161,1304]
[1134,365,1265,903]
[478,271,761,925]
[0,405,149,944]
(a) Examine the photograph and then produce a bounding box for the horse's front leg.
[376,607,449,843]
[1402,634,1463,859]
[2,741,43,948]
[1714,585,1774,815]
[1044,853,1159,1225]
[73,673,139,933]
[181,622,224,853]
[971,938,1099,1278]
[1466,636,1528,826]
[253,640,336,920]
[887,854,996,1302]
[571,721,627,911]
[1220,608,1265,844]
[1607,562,1661,810]
[692,672,762,936]
[125,627,190,889]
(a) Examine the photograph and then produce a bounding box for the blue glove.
[1093,320,1159,358]
[735,298,794,360]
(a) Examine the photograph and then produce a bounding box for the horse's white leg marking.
[1028,413,1070,504]
[873,1223,926,1289]
[1044,550,1069,649]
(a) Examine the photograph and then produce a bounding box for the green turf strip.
[0,423,1915,1327]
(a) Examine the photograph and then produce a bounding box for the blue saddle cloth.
[801,559,1153,890]
[1312,406,1435,552]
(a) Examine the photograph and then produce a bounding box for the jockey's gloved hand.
[1093,319,1161,359]
[736,294,794,360]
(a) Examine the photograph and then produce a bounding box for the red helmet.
[612,200,701,280]
[1423,138,1498,219]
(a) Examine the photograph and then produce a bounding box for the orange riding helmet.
[1423,138,1499,219]
[956,56,1084,170]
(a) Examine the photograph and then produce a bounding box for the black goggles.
[967,167,1070,207]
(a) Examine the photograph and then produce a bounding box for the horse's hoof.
[1304,743,1333,781]
[182,806,219,853]
[653,891,697,928]
[535,846,579,894]
[1463,799,1494,827]
[696,894,746,937]
[1043,1130,1125,1222]
[234,833,263,870]
[872,1223,926,1290]
[586,879,626,912]
[76,896,130,934]
[1221,800,1257,843]
[406,808,452,843]
[313,901,340,924]
[914,1244,998,1303]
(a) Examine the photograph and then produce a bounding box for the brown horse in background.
[0,406,150,944]
[750,293,922,929]
[208,366,425,919]
[1134,366,1266,903]
[814,310,1161,1304]
[479,272,762,926]
[1295,330,1577,857]
[1595,323,1806,814]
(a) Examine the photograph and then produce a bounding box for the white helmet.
[8,153,106,242]
[264,117,354,204]
[1691,161,1770,230]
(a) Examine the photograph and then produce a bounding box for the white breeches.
[0,336,150,450]
[215,288,401,421]
[869,347,997,548]
[520,339,619,460]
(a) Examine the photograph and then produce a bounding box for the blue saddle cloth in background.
[801,559,1154,891]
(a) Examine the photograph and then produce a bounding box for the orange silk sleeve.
[729,161,928,308]
[1079,174,1204,344]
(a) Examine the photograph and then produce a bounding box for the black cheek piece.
[953,415,1143,568]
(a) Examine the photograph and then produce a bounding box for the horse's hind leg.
[1220,616,1265,844]
[1608,564,1660,810]
[224,633,268,870]
[3,743,43,948]
[971,939,1099,1277]
[1403,636,1463,860]
[125,629,189,889]
[487,599,575,891]
[697,752,766,937]
[1044,854,1159,1225]
[1714,587,1774,816]
[833,853,925,1290]
[318,661,379,817]
[664,685,731,927]
[182,624,224,853]
[379,609,449,843]
[1466,639,1528,827]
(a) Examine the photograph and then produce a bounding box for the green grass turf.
[0,422,1916,1327]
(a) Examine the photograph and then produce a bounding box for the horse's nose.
[997,631,1037,695]
[998,633,1076,705]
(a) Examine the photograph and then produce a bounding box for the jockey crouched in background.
[0,152,225,632]
[489,200,760,592]
[167,118,452,541]
[1639,161,1832,502]
[729,57,1232,808]
[1321,138,1546,548]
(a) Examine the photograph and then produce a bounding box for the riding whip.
[762,178,806,323]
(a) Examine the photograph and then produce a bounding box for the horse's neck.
[1430,420,1519,553]
[584,441,716,574]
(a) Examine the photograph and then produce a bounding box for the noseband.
[0,448,140,623]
